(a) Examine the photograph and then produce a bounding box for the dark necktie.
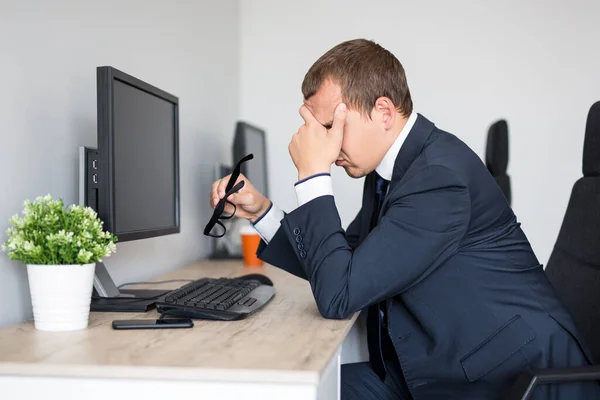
[366,172,389,381]
[373,174,390,228]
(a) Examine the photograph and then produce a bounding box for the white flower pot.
[26,263,96,331]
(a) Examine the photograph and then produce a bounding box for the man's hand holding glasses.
[206,154,271,237]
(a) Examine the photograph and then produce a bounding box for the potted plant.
[1,195,117,331]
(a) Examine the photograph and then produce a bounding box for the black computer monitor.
[232,122,268,197]
[80,66,180,312]
[97,66,180,241]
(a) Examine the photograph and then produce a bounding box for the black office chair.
[505,101,600,399]
[486,119,512,205]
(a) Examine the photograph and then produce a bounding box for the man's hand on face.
[289,103,347,181]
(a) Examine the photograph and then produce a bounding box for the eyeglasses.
[204,153,254,238]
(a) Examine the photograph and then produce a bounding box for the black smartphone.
[112,318,193,330]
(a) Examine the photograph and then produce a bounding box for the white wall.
[239,0,600,266]
[0,0,239,327]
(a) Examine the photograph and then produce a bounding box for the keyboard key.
[232,292,246,303]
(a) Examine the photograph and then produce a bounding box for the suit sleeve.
[257,207,364,280]
[256,223,309,280]
[278,165,470,319]
[345,209,363,250]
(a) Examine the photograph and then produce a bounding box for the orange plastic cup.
[241,228,263,267]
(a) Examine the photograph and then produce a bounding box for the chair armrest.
[505,365,600,400]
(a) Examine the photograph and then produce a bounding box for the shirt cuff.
[294,173,334,206]
[252,203,285,244]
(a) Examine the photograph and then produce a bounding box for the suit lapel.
[357,114,437,240]
[390,114,436,185]
[378,114,436,225]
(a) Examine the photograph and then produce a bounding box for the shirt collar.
[375,111,418,181]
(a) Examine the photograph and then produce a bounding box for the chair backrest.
[485,119,511,204]
[546,101,600,362]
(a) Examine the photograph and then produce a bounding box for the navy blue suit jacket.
[257,114,598,399]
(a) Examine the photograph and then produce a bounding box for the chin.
[343,166,368,178]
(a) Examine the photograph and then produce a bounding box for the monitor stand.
[90,262,170,312]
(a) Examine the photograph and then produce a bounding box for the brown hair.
[302,39,413,117]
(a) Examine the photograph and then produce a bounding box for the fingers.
[211,180,221,207]
[210,173,255,210]
[299,105,317,125]
[217,175,230,198]
[329,103,347,137]
[228,190,254,207]
[210,185,237,215]
[211,174,232,207]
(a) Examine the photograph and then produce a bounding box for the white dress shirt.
[253,111,418,243]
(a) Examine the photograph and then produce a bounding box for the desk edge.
[0,363,321,385]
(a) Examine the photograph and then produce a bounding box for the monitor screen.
[113,80,176,233]
[242,125,267,196]
[96,66,180,242]
[233,122,268,198]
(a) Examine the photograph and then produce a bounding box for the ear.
[373,97,396,130]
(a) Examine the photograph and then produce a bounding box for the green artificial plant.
[1,195,117,265]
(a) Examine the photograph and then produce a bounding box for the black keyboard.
[155,277,275,321]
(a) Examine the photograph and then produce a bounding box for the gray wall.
[0,0,239,327]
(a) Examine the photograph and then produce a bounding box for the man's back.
[382,115,595,399]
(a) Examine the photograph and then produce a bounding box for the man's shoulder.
[421,125,484,170]
[426,124,471,154]
[390,114,489,190]
[394,123,487,192]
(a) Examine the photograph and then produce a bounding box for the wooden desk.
[0,260,361,400]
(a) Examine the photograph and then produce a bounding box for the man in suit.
[211,39,599,399]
